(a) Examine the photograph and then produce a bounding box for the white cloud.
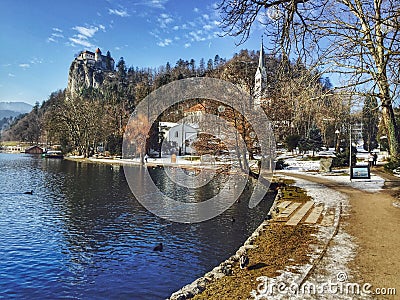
[203,24,213,31]
[172,25,179,30]
[52,33,64,38]
[68,25,100,48]
[141,0,167,9]
[47,28,65,43]
[99,24,106,31]
[157,38,172,47]
[202,14,209,20]
[8,73,15,77]
[158,13,173,28]
[108,8,130,17]
[72,26,98,38]
[188,30,207,42]
[30,58,43,64]
[69,37,93,48]
[193,7,199,13]
[19,63,30,69]
[184,43,191,48]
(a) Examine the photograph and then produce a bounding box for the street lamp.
[335,129,340,153]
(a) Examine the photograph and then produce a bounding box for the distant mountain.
[0,102,32,114]
[0,110,25,119]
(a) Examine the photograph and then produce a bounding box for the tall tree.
[116,57,127,80]
[362,96,379,151]
[218,0,400,160]
[106,51,113,70]
[124,113,151,164]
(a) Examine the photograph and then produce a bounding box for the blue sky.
[0,0,265,105]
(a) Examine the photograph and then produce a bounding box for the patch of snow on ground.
[313,172,384,193]
[282,157,320,171]
[282,177,364,299]
[286,176,347,207]
[250,176,359,299]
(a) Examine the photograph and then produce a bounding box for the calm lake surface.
[0,153,274,299]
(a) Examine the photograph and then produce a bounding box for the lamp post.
[349,124,355,182]
[335,129,340,153]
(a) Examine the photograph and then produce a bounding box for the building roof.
[184,103,206,113]
[25,145,43,150]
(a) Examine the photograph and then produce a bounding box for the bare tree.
[124,113,151,164]
[218,0,400,159]
[45,94,114,157]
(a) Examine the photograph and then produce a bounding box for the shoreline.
[169,175,342,299]
[64,156,231,171]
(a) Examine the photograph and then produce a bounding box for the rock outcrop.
[67,48,115,97]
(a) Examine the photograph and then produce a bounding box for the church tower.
[254,39,267,106]
[95,48,102,62]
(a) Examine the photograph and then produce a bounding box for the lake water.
[0,153,274,299]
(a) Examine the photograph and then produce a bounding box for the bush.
[384,159,400,172]
[275,158,288,170]
[332,146,357,167]
[285,134,301,152]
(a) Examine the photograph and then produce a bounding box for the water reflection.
[0,154,275,299]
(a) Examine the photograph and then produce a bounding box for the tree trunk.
[381,104,400,160]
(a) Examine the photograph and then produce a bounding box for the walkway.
[279,170,400,299]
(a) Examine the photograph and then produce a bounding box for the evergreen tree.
[214,54,221,68]
[285,134,301,152]
[362,96,379,151]
[206,59,213,72]
[116,57,127,80]
[166,62,171,73]
[308,126,324,156]
[106,51,113,70]
[199,58,205,76]
[189,59,196,75]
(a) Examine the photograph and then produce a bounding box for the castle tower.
[254,39,267,106]
[95,48,102,62]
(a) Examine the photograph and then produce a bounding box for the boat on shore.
[42,150,64,159]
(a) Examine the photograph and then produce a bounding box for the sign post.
[350,165,371,180]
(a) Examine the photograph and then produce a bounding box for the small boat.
[42,150,64,159]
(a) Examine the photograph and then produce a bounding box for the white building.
[164,123,198,155]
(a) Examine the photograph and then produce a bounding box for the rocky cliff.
[67,50,115,97]
[68,60,106,97]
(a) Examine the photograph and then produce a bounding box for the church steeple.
[254,38,267,106]
[258,38,265,70]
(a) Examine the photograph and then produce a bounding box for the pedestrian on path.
[368,152,374,167]
[373,152,378,166]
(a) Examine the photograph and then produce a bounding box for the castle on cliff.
[68,48,115,96]
[75,48,115,71]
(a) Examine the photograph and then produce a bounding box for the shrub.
[384,159,400,172]
[275,158,288,170]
